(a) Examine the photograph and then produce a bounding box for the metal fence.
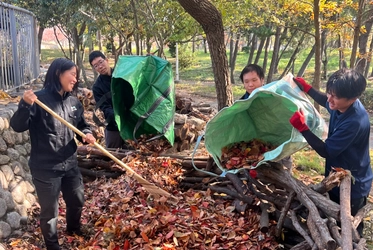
[0,2,39,92]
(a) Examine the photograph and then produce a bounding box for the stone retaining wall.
[0,102,37,239]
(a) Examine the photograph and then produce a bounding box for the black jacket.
[92,69,118,131]
[10,89,92,171]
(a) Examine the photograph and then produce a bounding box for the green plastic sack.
[111,55,175,145]
[204,73,327,174]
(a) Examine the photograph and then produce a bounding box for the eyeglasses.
[93,59,105,69]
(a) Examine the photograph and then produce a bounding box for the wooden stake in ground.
[34,99,178,202]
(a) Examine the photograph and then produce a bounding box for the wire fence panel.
[0,2,39,92]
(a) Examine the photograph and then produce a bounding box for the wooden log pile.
[173,94,216,152]
[178,157,371,250]
[77,87,95,111]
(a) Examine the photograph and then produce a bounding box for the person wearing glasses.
[89,51,125,149]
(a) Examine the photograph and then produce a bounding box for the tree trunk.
[313,0,321,112]
[262,36,271,76]
[267,27,282,83]
[254,37,265,65]
[297,45,315,77]
[337,35,348,69]
[177,0,233,110]
[130,0,140,55]
[350,0,366,68]
[355,7,373,74]
[366,35,373,77]
[321,30,328,80]
[71,26,88,85]
[230,33,240,85]
[247,34,257,65]
[280,33,305,79]
[97,30,102,51]
[37,26,45,59]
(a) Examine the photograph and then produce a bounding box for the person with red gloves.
[289,69,373,236]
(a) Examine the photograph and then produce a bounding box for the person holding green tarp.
[289,69,373,236]
[239,64,293,171]
[89,51,127,149]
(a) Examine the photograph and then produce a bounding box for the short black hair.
[239,64,265,82]
[326,68,366,99]
[89,51,106,65]
[43,58,79,94]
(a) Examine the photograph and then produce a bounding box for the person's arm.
[293,77,328,108]
[10,90,38,132]
[289,110,329,157]
[301,130,328,157]
[10,99,32,132]
[92,81,115,124]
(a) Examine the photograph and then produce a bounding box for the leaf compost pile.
[221,139,277,170]
[5,149,280,250]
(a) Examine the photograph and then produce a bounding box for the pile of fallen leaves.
[221,139,277,170]
[5,154,280,250]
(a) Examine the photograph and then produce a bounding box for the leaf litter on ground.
[6,148,280,250]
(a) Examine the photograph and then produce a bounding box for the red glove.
[293,77,312,93]
[249,169,257,179]
[289,111,309,132]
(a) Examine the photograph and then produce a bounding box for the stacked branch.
[178,157,371,250]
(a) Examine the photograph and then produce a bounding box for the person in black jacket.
[10,58,96,250]
[89,51,125,148]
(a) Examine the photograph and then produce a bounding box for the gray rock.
[0,171,8,190]
[11,183,25,204]
[15,204,27,217]
[0,155,10,165]
[2,118,9,130]
[0,165,13,182]
[0,198,6,217]
[22,131,29,142]
[6,211,21,229]
[0,190,15,211]
[0,117,4,131]
[13,132,23,144]
[18,156,29,172]
[25,193,36,206]
[23,142,31,154]
[24,173,32,183]
[12,164,25,178]
[2,130,14,146]
[7,148,20,161]
[10,230,23,238]
[14,145,27,156]
[0,137,7,153]
[24,180,35,193]
[0,221,11,238]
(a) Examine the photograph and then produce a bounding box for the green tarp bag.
[203,74,328,176]
[111,55,175,145]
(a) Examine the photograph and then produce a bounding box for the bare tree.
[177,0,233,110]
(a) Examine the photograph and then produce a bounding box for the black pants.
[105,129,125,149]
[32,167,84,250]
[328,191,367,236]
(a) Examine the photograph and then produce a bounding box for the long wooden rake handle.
[34,99,177,201]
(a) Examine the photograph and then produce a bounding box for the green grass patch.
[292,147,325,178]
